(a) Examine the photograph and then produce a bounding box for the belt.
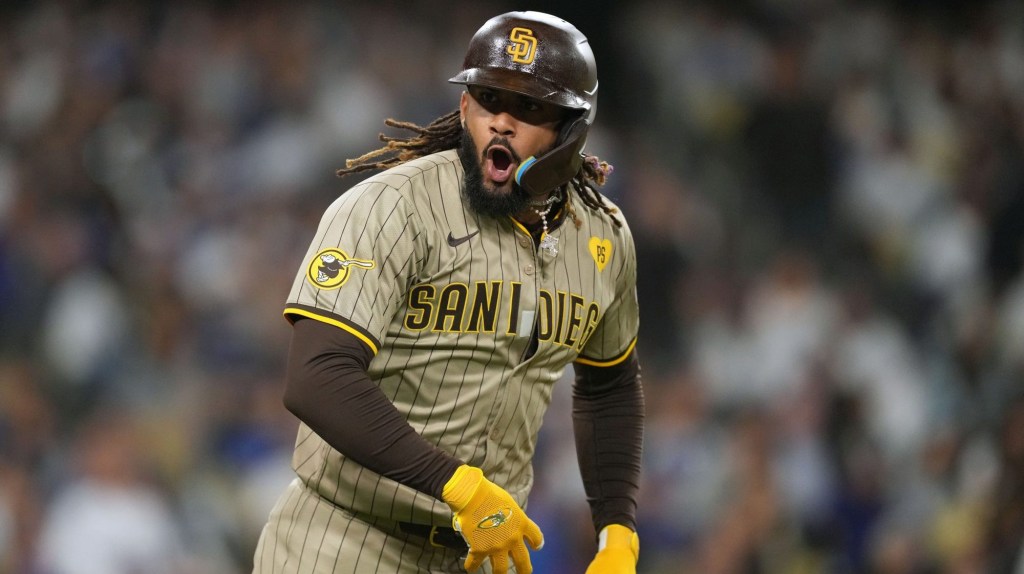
[398,522,468,551]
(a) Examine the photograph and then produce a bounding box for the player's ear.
[459,91,469,126]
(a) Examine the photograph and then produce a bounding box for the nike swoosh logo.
[447,230,479,247]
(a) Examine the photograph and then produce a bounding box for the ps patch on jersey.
[306,248,375,290]
[588,237,612,271]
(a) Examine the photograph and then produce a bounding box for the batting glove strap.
[441,464,483,511]
[441,465,544,574]
[585,524,639,574]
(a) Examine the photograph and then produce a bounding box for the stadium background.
[2,0,1024,572]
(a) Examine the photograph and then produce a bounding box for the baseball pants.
[253,478,512,574]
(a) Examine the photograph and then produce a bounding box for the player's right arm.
[281,180,466,498]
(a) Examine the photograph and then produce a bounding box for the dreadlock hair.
[336,109,463,177]
[337,110,621,227]
[571,154,621,228]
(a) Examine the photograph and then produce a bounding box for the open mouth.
[485,146,517,184]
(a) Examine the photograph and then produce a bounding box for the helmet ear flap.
[514,116,588,195]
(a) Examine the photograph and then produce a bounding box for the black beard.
[456,130,530,218]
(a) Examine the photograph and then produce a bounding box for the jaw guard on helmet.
[514,116,588,195]
[450,11,598,195]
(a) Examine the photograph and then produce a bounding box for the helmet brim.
[450,67,592,113]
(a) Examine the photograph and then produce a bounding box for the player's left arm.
[572,222,643,573]
[572,352,643,573]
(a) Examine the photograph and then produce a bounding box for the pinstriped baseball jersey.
[281,148,638,527]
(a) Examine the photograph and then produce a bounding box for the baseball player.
[253,11,643,574]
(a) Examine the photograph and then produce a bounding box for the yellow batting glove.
[441,465,544,574]
[585,524,639,574]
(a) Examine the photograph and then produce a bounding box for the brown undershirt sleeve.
[282,318,463,499]
[572,351,645,534]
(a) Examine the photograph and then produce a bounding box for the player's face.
[457,86,565,216]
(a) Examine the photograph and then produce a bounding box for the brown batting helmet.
[450,11,599,194]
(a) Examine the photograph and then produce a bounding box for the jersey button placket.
[516,227,537,277]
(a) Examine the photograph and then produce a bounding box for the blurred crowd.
[1,0,1023,573]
